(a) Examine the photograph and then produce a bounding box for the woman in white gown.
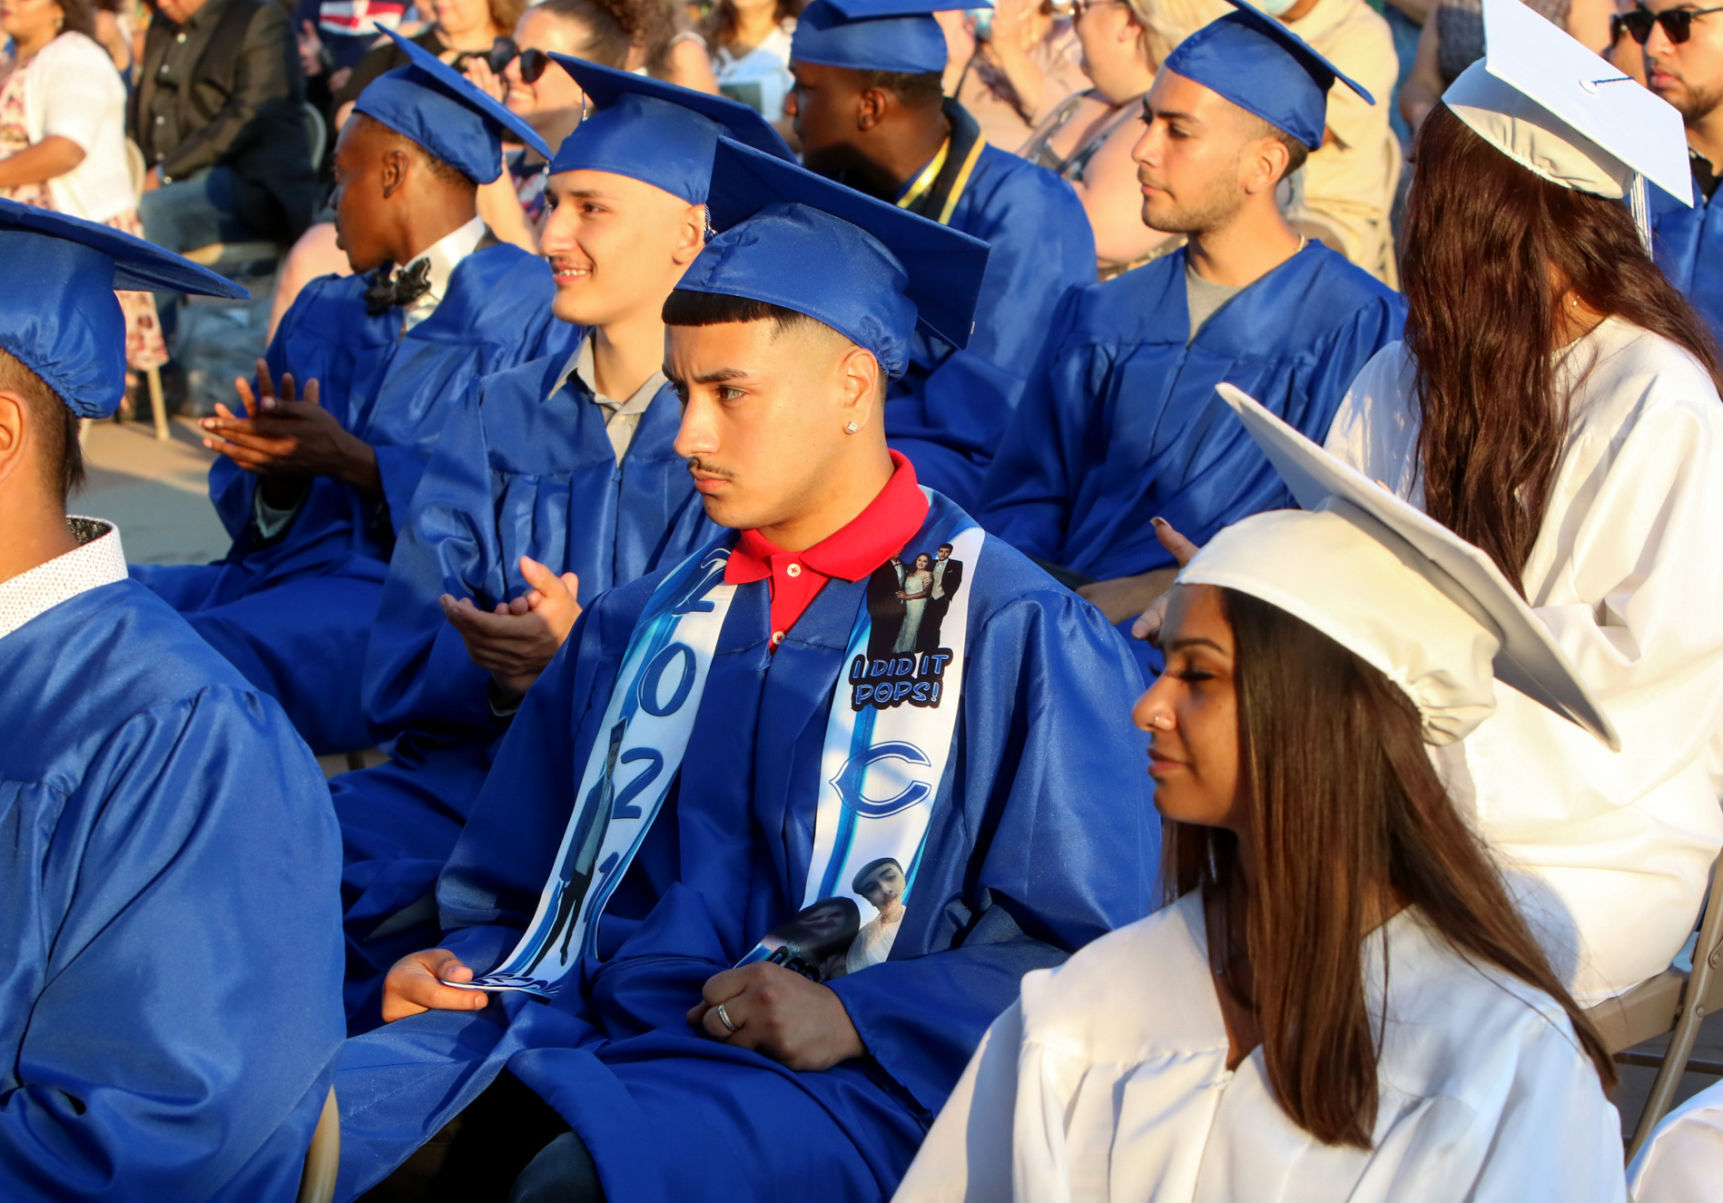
[895,446,1626,1201]
[894,552,934,654]
[1325,2,1723,1004]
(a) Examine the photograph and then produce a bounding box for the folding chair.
[298,1086,340,1203]
[1585,854,1723,1159]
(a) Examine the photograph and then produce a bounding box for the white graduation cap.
[1175,383,1620,751]
[1441,0,1691,248]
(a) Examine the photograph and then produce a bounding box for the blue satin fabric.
[979,244,1403,585]
[1163,5,1373,150]
[332,492,1158,1201]
[885,143,1096,508]
[132,244,561,754]
[789,1,953,74]
[1653,184,1723,345]
[335,345,715,1019]
[0,581,344,1201]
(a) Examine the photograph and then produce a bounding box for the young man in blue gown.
[0,201,345,1200]
[785,0,1099,506]
[328,140,1157,1203]
[977,0,1405,672]
[336,62,795,1025]
[132,31,564,755]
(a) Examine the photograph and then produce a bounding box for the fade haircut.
[853,68,945,110]
[0,349,84,503]
[352,114,474,190]
[660,290,886,399]
[1251,114,1310,181]
[662,290,831,339]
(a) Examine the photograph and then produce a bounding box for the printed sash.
[462,506,984,997]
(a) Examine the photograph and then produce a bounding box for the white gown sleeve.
[893,1000,1027,1203]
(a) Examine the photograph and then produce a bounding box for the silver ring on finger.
[715,1001,738,1035]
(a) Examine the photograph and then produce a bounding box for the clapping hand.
[441,555,582,699]
[199,358,379,494]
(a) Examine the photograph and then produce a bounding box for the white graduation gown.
[894,892,1625,1203]
[1324,317,1723,1004]
[1628,1078,1723,1201]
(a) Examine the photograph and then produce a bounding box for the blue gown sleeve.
[974,288,1090,564]
[361,383,508,738]
[206,306,304,545]
[826,588,1158,1115]
[0,687,344,1200]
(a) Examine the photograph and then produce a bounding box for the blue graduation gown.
[888,134,1097,508]
[335,346,716,1017]
[1653,180,1723,344]
[0,580,345,1201]
[331,502,1158,1202]
[132,243,563,755]
[979,243,1403,581]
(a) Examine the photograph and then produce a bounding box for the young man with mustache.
[328,138,1156,1203]
[335,62,793,1024]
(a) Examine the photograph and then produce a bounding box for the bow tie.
[363,258,433,316]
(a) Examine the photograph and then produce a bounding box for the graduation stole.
[463,500,986,997]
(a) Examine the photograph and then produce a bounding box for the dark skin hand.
[200,358,382,506]
[686,962,866,1072]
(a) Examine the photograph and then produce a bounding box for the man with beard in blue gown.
[327,139,1157,1203]
[336,62,795,1026]
[784,0,1098,507]
[132,31,563,755]
[977,0,1404,674]
[0,201,344,1199]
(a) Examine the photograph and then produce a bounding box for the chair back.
[297,1086,340,1203]
[124,139,146,203]
[303,104,328,171]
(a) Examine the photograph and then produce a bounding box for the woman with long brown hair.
[1327,0,1723,1007]
[898,409,1627,1200]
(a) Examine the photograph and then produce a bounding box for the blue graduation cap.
[1161,0,1374,151]
[0,198,246,419]
[673,137,990,377]
[789,0,981,76]
[547,57,793,204]
[353,27,550,184]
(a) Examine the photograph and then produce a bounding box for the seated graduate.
[975,0,1404,653]
[328,137,1158,1203]
[1640,0,1723,343]
[131,29,564,757]
[337,61,794,1025]
[0,201,345,1199]
[1326,0,1723,1006]
[785,0,1099,505]
[897,389,1628,1203]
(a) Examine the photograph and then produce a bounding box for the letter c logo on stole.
[828,740,935,818]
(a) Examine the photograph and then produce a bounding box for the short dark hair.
[853,68,945,110]
[0,350,83,503]
[1255,116,1310,180]
[661,289,825,337]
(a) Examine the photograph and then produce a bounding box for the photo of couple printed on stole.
[864,543,966,659]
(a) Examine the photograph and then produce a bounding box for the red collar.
[724,452,929,647]
[726,451,928,586]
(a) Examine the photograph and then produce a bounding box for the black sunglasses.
[1617,4,1723,44]
[480,37,554,82]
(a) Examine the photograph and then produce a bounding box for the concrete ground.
[77,410,1723,1153]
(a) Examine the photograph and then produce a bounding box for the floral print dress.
[0,50,167,372]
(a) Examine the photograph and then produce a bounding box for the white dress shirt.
[0,518,127,642]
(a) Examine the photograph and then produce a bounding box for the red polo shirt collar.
[725,451,929,649]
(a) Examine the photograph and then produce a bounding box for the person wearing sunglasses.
[1638,0,1723,341]
[467,0,637,252]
